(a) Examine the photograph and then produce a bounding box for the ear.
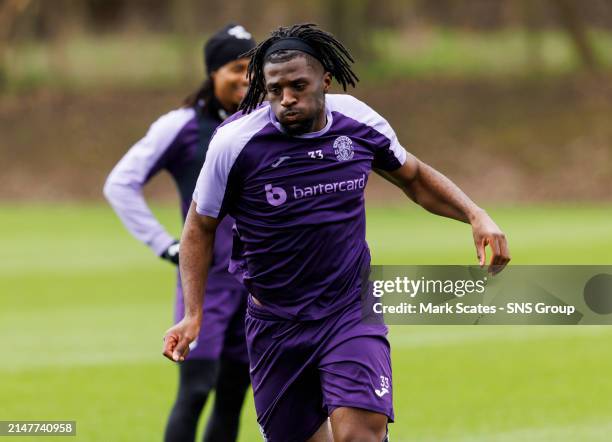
[322,72,332,93]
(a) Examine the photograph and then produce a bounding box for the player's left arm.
[375,153,511,274]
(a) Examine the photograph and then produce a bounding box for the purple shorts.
[245,296,394,442]
[175,284,248,364]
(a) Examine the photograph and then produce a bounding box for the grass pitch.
[1,203,611,441]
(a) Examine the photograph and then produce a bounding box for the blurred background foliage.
[1,0,611,203]
[2,0,612,90]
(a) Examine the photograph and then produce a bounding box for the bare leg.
[330,407,387,442]
[307,419,333,442]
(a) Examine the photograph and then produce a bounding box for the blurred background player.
[104,24,255,442]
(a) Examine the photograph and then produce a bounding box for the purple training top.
[193,94,407,320]
[104,106,241,292]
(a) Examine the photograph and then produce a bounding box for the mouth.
[281,111,301,122]
[235,85,248,99]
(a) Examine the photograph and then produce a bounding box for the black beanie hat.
[204,24,256,74]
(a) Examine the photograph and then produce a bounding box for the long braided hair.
[239,23,359,113]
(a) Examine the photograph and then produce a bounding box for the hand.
[471,210,511,275]
[162,316,200,362]
[161,240,180,265]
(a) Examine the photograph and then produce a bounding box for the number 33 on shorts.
[375,375,391,398]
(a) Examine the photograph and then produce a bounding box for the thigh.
[177,359,219,396]
[213,357,250,402]
[246,309,328,442]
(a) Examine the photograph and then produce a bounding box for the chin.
[226,102,240,114]
[280,118,314,136]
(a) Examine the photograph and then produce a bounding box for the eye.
[294,83,306,91]
[268,87,280,95]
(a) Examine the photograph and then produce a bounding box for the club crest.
[227,25,252,40]
[333,136,354,161]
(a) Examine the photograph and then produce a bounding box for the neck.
[213,96,237,116]
[205,96,237,121]
[311,108,327,132]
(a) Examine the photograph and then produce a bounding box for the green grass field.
[1,203,612,441]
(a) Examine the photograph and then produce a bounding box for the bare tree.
[325,0,372,60]
[552,0,598,70]
[521,0,544,71]
[0,0,31,89]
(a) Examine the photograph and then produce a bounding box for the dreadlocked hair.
[239,23,359,113]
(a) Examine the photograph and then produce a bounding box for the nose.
[280,89,297,108]
[240,70,248,86]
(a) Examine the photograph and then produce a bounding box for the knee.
[190,381,214,400]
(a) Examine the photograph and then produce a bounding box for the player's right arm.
[162,205,219,362]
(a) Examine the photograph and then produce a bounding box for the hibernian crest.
[333,136,354,161]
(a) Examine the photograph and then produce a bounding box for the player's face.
[264,55,331,135]
[212,58,250,113]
